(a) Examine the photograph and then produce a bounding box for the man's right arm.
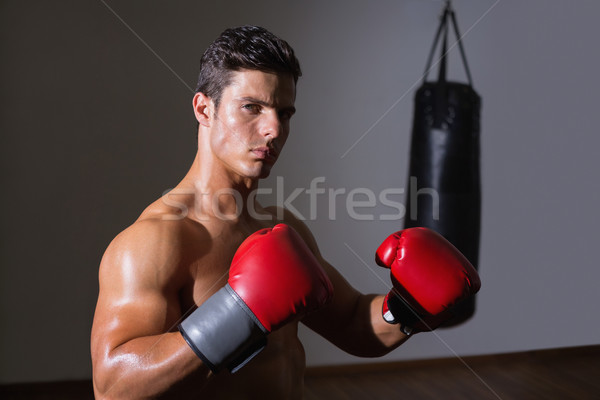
[90,220,212,399]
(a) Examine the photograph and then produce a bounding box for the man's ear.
[193,92,213,127]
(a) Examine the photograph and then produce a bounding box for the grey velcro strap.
[178,284,267,373]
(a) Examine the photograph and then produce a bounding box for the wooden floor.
[1,345,598,399]
[304,345,600,399]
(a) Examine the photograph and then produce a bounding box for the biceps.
[92,287,182,356]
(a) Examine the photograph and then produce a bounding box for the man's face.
[209,69,296,180]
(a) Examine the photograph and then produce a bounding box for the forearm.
[307,292,408,358]
[93,332,211,400]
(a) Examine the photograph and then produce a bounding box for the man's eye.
[242,104,260,113]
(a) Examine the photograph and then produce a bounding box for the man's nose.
[260,110,283,139]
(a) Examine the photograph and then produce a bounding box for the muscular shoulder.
[99,217,210,292]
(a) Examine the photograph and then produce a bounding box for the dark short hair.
[195,25,302,109]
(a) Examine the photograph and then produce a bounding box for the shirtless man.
[90,26,480,399]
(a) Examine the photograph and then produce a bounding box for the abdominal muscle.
[200,323,306,399]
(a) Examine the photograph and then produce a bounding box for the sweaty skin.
[90,70,408,399]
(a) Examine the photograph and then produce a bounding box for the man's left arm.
[269,207,409,357]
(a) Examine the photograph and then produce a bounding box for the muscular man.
[90,26,480,399]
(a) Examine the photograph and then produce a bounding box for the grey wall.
[1,0,599,384]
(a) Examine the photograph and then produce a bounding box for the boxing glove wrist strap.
[384,293,425,335]
[178,284,267,373]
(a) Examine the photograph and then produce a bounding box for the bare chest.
[179,219,276,309]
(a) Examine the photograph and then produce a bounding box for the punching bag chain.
[423,1,473,87]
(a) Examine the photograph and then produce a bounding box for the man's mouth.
[251,146,278,163]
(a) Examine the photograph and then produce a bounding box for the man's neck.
[176,153,263,223]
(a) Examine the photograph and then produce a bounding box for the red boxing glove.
[228,223,333,332]
[376,227,481,335]
[179,224,333,373]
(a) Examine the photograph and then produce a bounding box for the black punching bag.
[404,3,481,326]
